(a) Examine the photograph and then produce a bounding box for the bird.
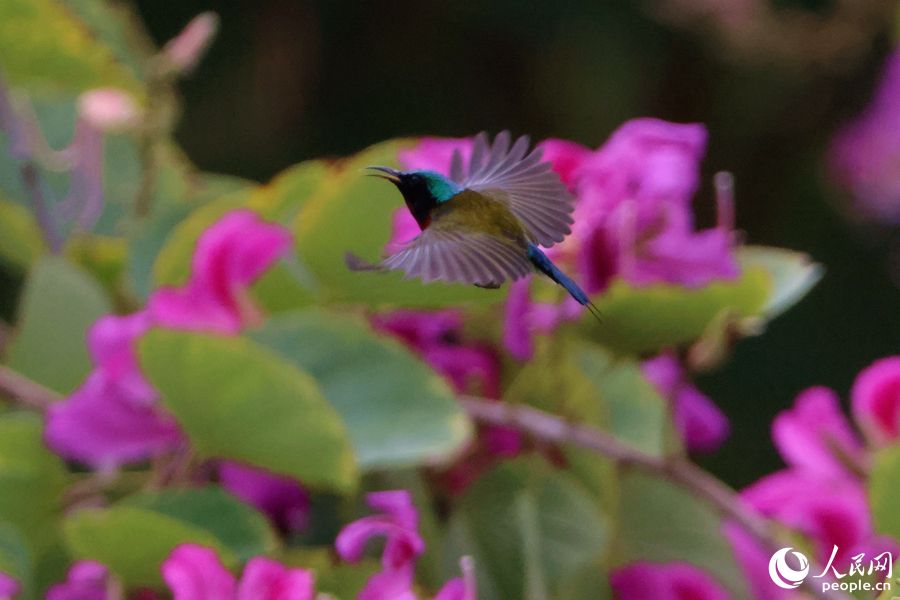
[346,131,602,321]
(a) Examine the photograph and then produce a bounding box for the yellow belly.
[431,189,529,248]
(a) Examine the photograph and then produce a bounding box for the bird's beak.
[365,166,401,183]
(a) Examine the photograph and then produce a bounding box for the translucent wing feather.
[452,131,575,247]
[346,228,532,287]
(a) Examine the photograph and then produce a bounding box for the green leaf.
[444,458,609,600]
[0,0,142,94]
[583,245,821,354]
[738,246,823,320]
[138,330,357,492]
[0,412,68,588]
[612,471,749,599]
[293,140,505,308]
[0,199,44,270]
[249,310,472,470]
[6,256,111,394]
[63,505,233,588]
[584,268,769,355]
[869,445,900,540]
[0,523,31,600]
[120,487,278,561]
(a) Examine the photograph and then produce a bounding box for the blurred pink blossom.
[217,462,310,533]
[336,490,425,600]
[0,573,18,599]
[434,557,477,600]
[149,210,292,334]
[163,12,219,75]
[78,89,140,132]
[46,561,111,600]
[851,355,900,447]
[641,352,730,453]
[829,49,900,224]
[397,137,473,174]
[46,210,295,511]
[609,561,729,600]
[772,386,865,477]
[162,544,314,600]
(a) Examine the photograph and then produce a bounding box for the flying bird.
[346,131,601,320]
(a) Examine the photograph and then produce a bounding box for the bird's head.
[366,166,461,205]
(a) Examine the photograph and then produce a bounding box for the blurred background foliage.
[125,0,900,486]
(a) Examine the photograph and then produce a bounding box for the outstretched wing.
[345,227,532,288]
[452,131,575,247]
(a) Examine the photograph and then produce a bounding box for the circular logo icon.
[768,547,810,589]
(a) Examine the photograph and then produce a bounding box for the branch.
[0,365,61,412]
[458,396,850,600]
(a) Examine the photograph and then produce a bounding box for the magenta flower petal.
[386,208,422,255]
[829,49,900,223]
[610,561,729,600]
[641,353,730,452]
[45,371,182,467]
[86,312,157,403]
[236,557,314,600]
[723,523,790,600]
[150,209,292,334]
[536,139,592,189]
[398,137,474,174]
[503,279,535,361]
[218,462,310,532]
[0,573,18,599]
[851,356,900,446]
[46,561,109,600]
[162,545,236,600]
[356,569,418,600]
[741,469,871,565]
[629,226,740,288]
[772,386,865,477]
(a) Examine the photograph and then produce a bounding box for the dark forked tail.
[527,244,603,323]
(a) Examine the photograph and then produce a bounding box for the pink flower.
[723,524,788,600]
[46,210,291,469]
[609,561,729,600]
[829,49,900,224]
[217,462,310,533]
[741,470,881,566]
[536,139,592,189]
[851,356,900,446]
[336,490,425,600]
[150,210,292,334]
[641,353,730,453]
[78,89,140,132]
[0,573,18,599]
[398,137,473,174]
[162,544,314,600]
[772,386,865,477]
[45,312,182,468]
[46,561,111,600]
[163,12,219,75]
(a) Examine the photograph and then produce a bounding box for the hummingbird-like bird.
[346,131,601,320]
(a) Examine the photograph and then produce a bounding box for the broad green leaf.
[0,200,43,270]
[506,343,670,457]
[0,412,68,585]
[583,245,820,354]
[249,311,472,470]
[869,446,900,540]
[584,267,769,355]
[612,471,749,599]
[444,458,609,600]
[0,523,31,600]
[294,140,505,308]
[0,0,141,94]
[738,246,823,320]
[7,257,111,394]
[120,487,278,561]
[64,505,233,588]
[138,330,357,492]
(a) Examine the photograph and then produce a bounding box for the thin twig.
[20,162,63,253]
[0,364,61,411]
[458,395,850,600]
